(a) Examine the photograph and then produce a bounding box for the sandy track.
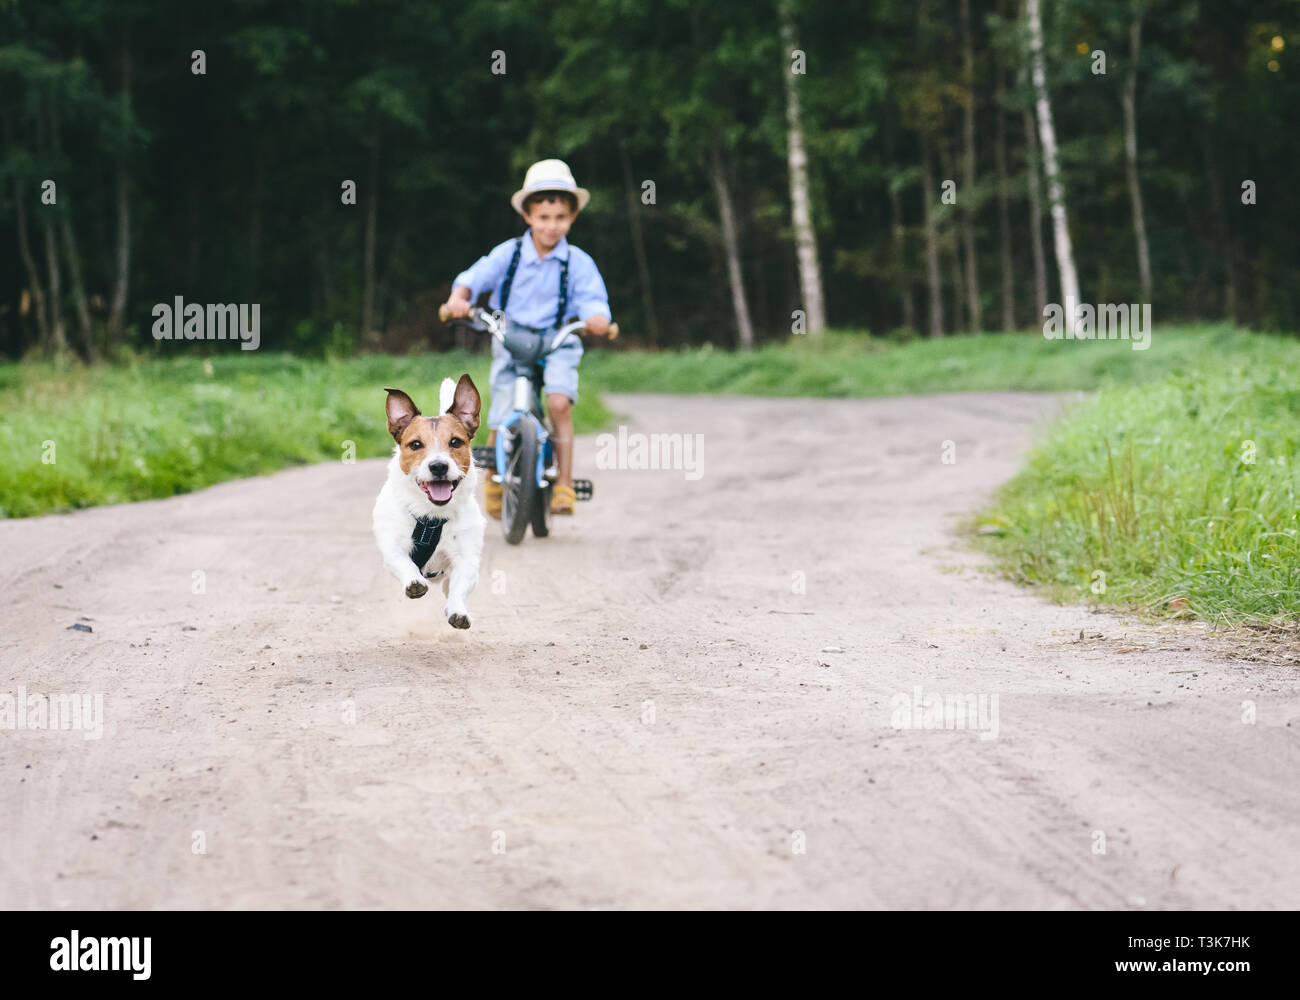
[1,391,1297,909]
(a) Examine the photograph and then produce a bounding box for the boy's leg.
[542,336,582,515]
[486,336,518,431]
[546,393,574,489]
[483,340,517,521]
[483,429,502,519]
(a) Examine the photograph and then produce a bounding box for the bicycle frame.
[476,309,585,491]
[494,380,551,491]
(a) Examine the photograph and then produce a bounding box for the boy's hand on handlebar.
[584,315,611,338]
[442,298,471,321]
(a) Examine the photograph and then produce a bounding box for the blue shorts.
[487,318,583,430]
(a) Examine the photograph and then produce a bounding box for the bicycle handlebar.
[438,303,619,343]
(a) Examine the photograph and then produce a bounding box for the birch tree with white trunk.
[1025,0,1079,331]
[779,0,826,337]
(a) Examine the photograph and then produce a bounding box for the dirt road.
[2,392,1296,909]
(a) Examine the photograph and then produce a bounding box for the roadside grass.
[0,351,611,518]
[583,322,1287,396]
[971,359,1300,625]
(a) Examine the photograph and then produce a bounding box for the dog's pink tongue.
[425,481,454,503]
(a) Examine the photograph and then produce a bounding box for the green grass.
[972,359,1300,625]
[584,322,1295,396]
[0,351,612,518]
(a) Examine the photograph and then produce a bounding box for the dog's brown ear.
[447,374,481,439]
[384,388,420,442]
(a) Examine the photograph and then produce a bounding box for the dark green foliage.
[0,0,1295,357]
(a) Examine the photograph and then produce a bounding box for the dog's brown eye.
[409,440,423,450]
[449,438,463,448]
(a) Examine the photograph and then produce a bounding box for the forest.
[1,0,1296,358]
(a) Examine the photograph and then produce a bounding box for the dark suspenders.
[555,253,570,327]
[498,237,570,329]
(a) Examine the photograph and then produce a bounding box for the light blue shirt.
[452,230,611,330]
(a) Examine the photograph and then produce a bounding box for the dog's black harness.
[410,515,448,573]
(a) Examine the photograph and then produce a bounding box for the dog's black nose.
[429,461,449,478]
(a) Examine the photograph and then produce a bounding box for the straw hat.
[510,158,590,217]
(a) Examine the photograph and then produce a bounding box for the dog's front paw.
[405,580,428,599]
[447,612,471,630]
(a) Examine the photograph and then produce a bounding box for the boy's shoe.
[485,477,502,520]
[550,483,576,515]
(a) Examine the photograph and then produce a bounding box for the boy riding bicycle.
[442,159,612,517]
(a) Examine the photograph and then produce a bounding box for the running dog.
[372,375,485,629]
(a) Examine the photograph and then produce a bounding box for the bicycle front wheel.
[501,419,538,545]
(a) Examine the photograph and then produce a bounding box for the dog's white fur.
[372,378,485,628]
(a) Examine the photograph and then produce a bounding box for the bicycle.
[438,304,618,544]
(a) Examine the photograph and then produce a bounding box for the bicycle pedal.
[572,479,594,501]
[471,446,495,470]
